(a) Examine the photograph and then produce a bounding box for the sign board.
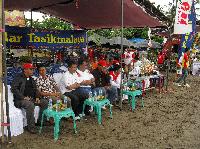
[5,26,86,50]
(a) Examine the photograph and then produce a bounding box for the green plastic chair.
[39,108,77,141]
[82,98,112,124]
[122,90,143,111]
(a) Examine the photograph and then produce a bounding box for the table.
[134,75,165,93]
[82,98,112,124]
[39,108,77,141]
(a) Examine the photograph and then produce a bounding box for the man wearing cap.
[11,63,48,134]
[92,60,118,104]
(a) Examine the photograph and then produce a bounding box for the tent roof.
[5,0,163,29]
[5,0,74,11]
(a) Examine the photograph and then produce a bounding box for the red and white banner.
[174,0,193,34]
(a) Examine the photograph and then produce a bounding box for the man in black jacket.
[92,60,118,104]
[11,63,48,134]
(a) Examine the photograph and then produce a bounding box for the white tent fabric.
[0,85,39,137]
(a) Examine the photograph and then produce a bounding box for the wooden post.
[0,0,5,143]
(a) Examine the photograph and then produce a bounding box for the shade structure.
[41,0,162,29]
[108,36,135,47]
[133,40,161,48]
[5,0,74,10]
[5,0,163,29]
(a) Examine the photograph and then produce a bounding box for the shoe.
[89,106,93,112]
[102,105,107,110]
[177,84,182,87]
[173,82,181,86]
[184,84,190,88]
[79,114,85,118]
[75,116,80,120]
[36,121,52,126]
[27,127,38,134]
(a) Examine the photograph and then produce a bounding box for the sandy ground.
[2,74,200,149]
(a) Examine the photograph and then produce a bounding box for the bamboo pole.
[2,0,11,143]
[0,0,5,143]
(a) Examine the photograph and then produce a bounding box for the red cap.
[22,63,35,69]
[98,60,107,67]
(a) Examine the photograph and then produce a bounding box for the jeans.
[64,89,89,116]
[76,87,92,96]
[176,68,188,85]
[93,86,118,103]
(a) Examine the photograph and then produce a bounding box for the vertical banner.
[174,0,193,34]
[178,0,196,60]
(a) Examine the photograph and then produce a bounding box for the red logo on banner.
[177,1,191,25]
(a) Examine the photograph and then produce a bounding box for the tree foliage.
[26,14,163,43]
[26,15,73,30]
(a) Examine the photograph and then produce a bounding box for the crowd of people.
[11,57,122,134]
[10,44,198,135]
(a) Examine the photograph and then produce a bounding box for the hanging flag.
[178,0,196,60]
[174,0,193,34]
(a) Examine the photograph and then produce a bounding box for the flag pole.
[119,0,124,110]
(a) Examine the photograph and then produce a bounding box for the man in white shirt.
[59,61,88,118]
[76,59,95,94]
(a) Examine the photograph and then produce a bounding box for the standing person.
[92,60,118,104]
[175,48,190,87]
[59,61,88,119]
[157,52,164,70]
[11,63,48,134]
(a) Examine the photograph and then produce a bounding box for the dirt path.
[4,75,200,149]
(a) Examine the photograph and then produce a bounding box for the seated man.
[109,64,121,95]
[92,60,118,104]
[59,61,88,119]
[36,66,61,102]
[11,63,48,134]
[76,59,95,95]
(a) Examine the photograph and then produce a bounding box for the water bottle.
[48,99,53,110]
[56,100,61,112]
[99,89,102,96]
[63,96,68,108]
[94,91,97,101]
[89,91,93,101]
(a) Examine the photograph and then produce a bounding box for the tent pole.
[2,0,11,143]
[30,10,33,62]
[119,0,124,110]
[166,0,177,91]
[0,0,5,143]
[86,30,88,57]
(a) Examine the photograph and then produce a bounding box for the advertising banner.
[5,26,86,49]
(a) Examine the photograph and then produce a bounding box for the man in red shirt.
[157,52,164,70]
[175,48,190,87]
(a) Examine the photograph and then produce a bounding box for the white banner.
[192,61,200,76]
[174,0,193,34]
